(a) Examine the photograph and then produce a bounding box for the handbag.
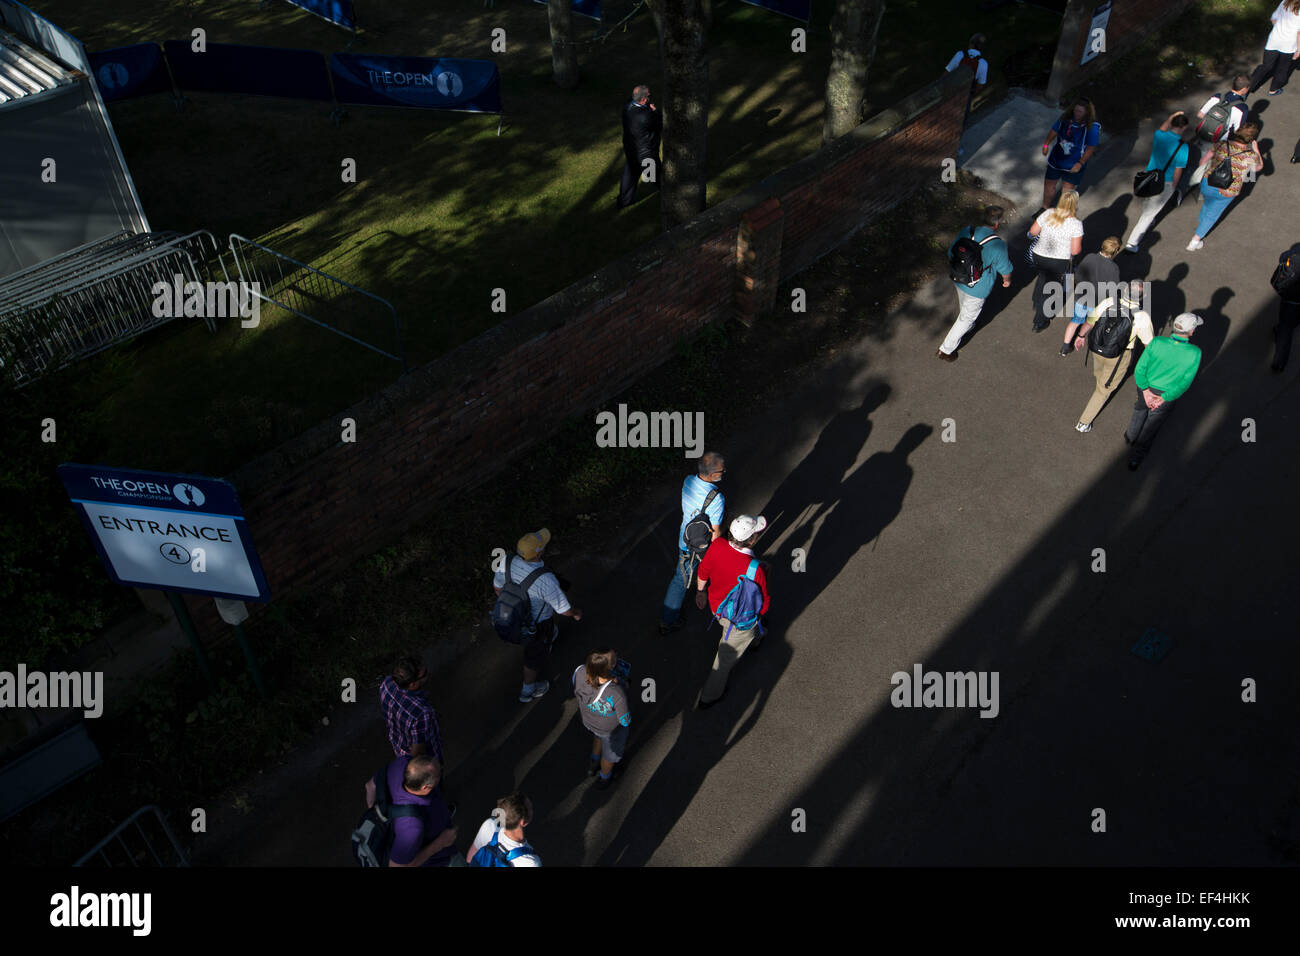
[1206,145,1237,190]
[1133,140,1179,197]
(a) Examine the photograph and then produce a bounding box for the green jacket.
[1134,334,1201,402]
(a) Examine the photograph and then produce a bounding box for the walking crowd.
[347,7,1300,869]
[938,3,1300,471]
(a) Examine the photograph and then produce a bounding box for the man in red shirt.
[694,514,771,709]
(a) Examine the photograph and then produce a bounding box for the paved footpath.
[200,54,1300,866]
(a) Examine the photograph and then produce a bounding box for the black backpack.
[1196,94,1243,143]
[949,229,998,286]
[682,487,719,558]
[1206,145,1239,190]
[1272,251,1300,301]
[491,554,547,644]
[1087,299,1135,364]
[352,769,422,867]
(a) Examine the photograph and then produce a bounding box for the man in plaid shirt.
[380,656,444,763]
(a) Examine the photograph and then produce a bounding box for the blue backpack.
[469,829,535,867]
[713,559,765,641]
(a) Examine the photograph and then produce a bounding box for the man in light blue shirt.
[660,452,725,634]
[1124,112,1191,253]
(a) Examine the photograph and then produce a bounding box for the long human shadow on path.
[725,295,1300,865]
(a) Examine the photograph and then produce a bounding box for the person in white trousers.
[1124,112,1191,254]
[937,205,1013,361]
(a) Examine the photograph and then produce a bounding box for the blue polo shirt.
[949,227,1013,300]
[1145,127,1189,173]
[677,475,724,552]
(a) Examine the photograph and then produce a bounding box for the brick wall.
[182,70,968,635]
[1047,0,1199,102]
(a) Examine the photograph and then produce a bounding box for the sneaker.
[519,680,550,703]
[594,763,624,790]
[1059,342,1072,357]
[658,619,683,636]
[1186,238,1204,251]
[936,348,958,362]
[1032,321,1049,333]
[1269,88,1284,96]
[1122,243,1139,254]
[1075,421,1092,433]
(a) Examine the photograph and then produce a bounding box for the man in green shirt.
[1124,312,1203,471]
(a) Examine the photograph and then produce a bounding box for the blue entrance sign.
[58,464,270,602]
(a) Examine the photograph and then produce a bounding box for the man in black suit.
[619,84,662,209]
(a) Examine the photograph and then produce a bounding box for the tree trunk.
[548,0,580,90]
[823,0,887,144]
[647,0,711,230]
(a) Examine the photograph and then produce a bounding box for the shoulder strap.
[1157,136,1180,175]
[695,487,718,517]
[744,558,759,581]
[518,564,547,593]
[376,771,425,822]
[504,844,534,863]
[976,233,998,247]
[593,678,617,704]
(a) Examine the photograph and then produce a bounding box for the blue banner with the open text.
[741,0,812,22]
[89,43,172,102]
[531,0,602,21]
[163,41,332,100]
[329,54,503,114]
[285,0,357,31]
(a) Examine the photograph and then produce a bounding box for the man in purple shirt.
[380,655,443,762]
[364,755,458,867]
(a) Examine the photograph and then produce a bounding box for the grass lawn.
[25,0,1064,476]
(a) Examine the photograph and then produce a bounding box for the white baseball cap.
[1172,312,1203,333]
[730,515,767,540]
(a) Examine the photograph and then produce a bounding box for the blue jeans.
[661,551,695,626]
[1196,178,1235,238]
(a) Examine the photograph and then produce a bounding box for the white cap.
[1172,312,1203,333]
[730,515,767,540]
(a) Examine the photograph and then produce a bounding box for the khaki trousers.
[1079,348,1133,426]
[700,618,759,704]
